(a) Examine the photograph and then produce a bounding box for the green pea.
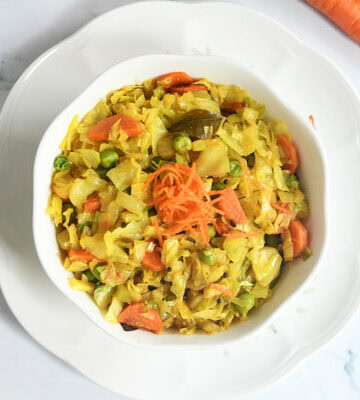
[229,158,243,177]
[235,293,255,313]
[265,234,281,248]
[213,182,226,191]
[199,249,216,266]
[208,225,216,239]
[96,166,110,180]
[165,295,176,302]
[100,149,119,168]
[150,156,166,170]
[84,269,98,283]
[286,174,299,189]
[53,155,71,171]
[301,247,312,261]
[172,136,192,154]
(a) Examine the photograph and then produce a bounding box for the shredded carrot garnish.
[209,284,235,298]
[225,231,261,240]
[153,217,163,247]
[270,200,295,215]
[143,163,222,245]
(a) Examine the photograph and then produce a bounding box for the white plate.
[0,1,359,398]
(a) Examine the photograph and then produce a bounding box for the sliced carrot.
[118,115,143,137]
[83,193,101,212]
[68,249,98,263]
[87,114,143,141]
[216,187,247,225]
[270,200,295,215]
[289,220,308,258]
[276,135,298,175]
[170,84,208,94]
[142,248,165,272]
[209,283,235,298]
[156,72,193,89]
[221,101,245,113]
[226,231,261,240]
[118,302,163,334]
[214,218,231,236]
[306,0,360,44]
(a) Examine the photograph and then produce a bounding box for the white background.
[0,0,359,399]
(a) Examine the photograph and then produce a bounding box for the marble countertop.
[1,0,359,399]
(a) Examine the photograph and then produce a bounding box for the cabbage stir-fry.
[47,71,310,335]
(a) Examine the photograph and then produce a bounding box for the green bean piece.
[172,136,192,154]
[84,269,98,283]
[53,155,71,171]
[229,158,243,177]
[96,166,110,181]
[265,234,281,248]
[208,224,216,239]
[212,182,226,191]
[91,266,102,282]
[235,293,255,313]
[199,249,216,266]
[100,149,119,168]
[62,203,77,224]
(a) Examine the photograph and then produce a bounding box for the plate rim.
[1,1,360,398]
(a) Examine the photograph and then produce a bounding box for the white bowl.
[33,54,327,350]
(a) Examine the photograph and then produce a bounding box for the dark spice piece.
[121,323,138,332]
[167,267,172,272]
[183,288,190,300]
[148,285,157,291]
[217,298,222,304]
[230,220,236,227]
[223,272,228,278]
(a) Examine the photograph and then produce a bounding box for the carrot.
[118,302,163,334]
[289,220,308,258]
[83,192,101,212]
[209,284,235,298]
[276,135,298,175]
[226,231,261,240]
[221,101,245,113]
[216,187,247,225]
[306,0,360,43]
[170,84,208,94]
[143,163,222,245]
[153,217,163,247]
[309,114,316,129]
[270,200,295,215]
[156,72,193,89]
[88,114,143,141]
[142,248,165,272]
[68,249,98,263]
[214,218,232,236]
